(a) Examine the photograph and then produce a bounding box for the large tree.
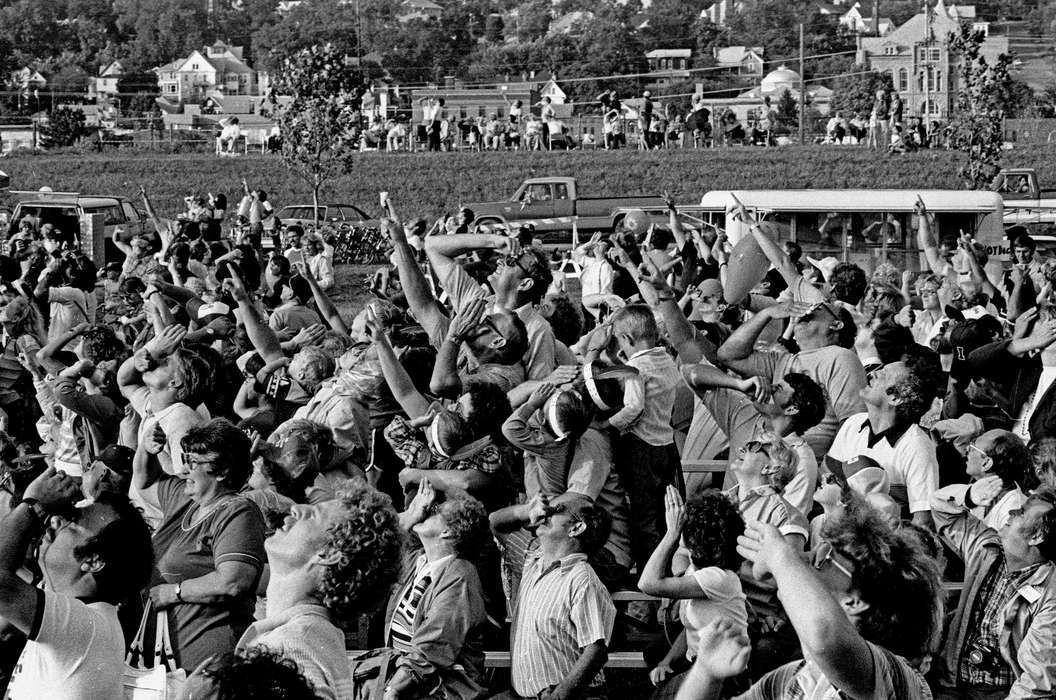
[831,69,895,117]
[265,44,368,227]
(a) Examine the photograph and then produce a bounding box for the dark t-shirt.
[152,476,266,671]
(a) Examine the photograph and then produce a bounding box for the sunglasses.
[812,541,855,579]
[500,254,533,277]
[739,440,771,458]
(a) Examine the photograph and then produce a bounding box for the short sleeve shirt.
[828,413,938,514]
[680,565,748,661]
[5,592,123,700]
[152,476,266,670]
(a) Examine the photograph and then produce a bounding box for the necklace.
[181,494,236,532]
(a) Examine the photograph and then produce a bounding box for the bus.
[698,189,1007,282]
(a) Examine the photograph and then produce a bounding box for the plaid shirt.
[958,559,1044,688]
[383,415,500,474]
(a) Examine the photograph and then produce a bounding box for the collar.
[859,415,912,448]
[628,346,664,361]
[416,553,456,578]
[726,483,776,502]
[244,602,332,640]
[534,551,588,575]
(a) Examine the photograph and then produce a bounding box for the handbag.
[122,602,188,700]
[349,648,397,700]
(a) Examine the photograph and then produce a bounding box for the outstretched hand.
[691,618,752,681]
[736,521,791,582]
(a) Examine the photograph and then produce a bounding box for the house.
[8,67,46,91]
[713,46,766,77]
[409,87,540,123]
[397,0,443,22]
[645,49,693,89]
[696,65,834,127]
[858,0,1008,119]
[154,41,266,105]
[839,3,895,34]
[702,0,743,26]
[549,11,594,35]
[90,61,123,100]
[539,78,567,104]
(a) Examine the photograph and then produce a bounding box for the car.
[7,190,150,265]
[273,203,377,229]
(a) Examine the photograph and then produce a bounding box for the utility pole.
[799,23,805,145]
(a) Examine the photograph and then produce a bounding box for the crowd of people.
[0,179,1054,700]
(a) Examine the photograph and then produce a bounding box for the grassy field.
[5,144,1056,219]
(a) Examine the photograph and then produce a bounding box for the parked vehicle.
[6,190,150,264]
[465,177,665,235]
[992,168,1056,207]
[699,189,1007,287]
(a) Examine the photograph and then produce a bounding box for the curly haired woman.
[238,478,403,700]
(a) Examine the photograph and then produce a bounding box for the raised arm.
[385,218,444,333]
[429,298,486,398]
[738,522,878,698]
[915,199,946,276]
[732,197,797,285]
[294,262,347,335]
[662,191,687,250]
[223,269,283,363]
[638,486,709,598]
[367,310,431,419]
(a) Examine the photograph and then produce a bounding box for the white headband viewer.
[583,362,611,411]
[545,392,570,442]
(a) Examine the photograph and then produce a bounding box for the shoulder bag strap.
[125,600,153,669]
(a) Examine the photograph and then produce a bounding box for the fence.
[1003,119,1056,145]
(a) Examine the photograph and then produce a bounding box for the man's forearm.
[392,242,437,320]
[718,310,771,362]
[429,338,462,397]
[0,507,39,575]
[552,641,607,697]
[426,233,503,277]
[238,299,283,362]
[675,664,723,700]
[489,503,532,534]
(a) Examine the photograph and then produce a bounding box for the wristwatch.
[17,498,47,522]
[174,583,184,603]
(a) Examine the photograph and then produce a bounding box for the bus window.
[792,212,845,247]
[757,212,792,244]
[931,212,976,243]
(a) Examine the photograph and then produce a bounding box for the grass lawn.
[6,144,1056,222]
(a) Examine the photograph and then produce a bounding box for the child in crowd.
[639,486,747,695]
[596,304,683,572]
[502,382,594,498]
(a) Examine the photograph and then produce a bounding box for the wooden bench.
[682,459,727,475]
[347,650,647,670]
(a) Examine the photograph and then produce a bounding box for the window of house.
[929,47,940,61]
[477,105,485,117]
[936,70,942,91]
[898,68,908,92]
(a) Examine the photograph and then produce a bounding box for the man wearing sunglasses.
[490,492,615,700]
[828,346,942,528]
[382,220,532,396]
[717,297,865,463]
[676,508,943,700]
[426,229,559,382]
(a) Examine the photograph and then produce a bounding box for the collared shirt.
[511,551,615,697]
[575,256,614,310]
[959,560,1043,689]
[608,347,680,446]
[828,412,938,514]
[237,604,352,700]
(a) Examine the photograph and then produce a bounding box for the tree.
[831,69,894,117]
[774,88,799,131]
[40,107,87,148]
[516,0,552,41]
[265,44,367,228]
[946,24,1014,189]
[484,14,505,43]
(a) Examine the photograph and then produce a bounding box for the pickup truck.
[465,177,665,235]
[993,168,1056,207]
[6,190,150,264]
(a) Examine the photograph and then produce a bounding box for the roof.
[403,0,442,8]
[550,11,594,34]
[98,61,123,77]
[647,49,693,59]
[714,46,764,65]
[697,189,1003,212]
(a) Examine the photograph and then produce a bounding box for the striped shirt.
[735,641,932,699]
[511,552,615,697]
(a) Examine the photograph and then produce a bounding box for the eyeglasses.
[739,440,771,458]
[812,541,855,580]
[820,471,842,486]
[967,443,990,461]
[808,302,841,324]
[185,455,221,470]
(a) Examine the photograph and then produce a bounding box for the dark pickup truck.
[465,177,665,234]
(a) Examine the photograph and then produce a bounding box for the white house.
[713,46,765,76]
[8,67,46,91]
[398,0,442,22]
[702,0,743,26]
[90,61,123,100]
[154,41,265,104]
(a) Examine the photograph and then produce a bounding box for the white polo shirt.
[827,412,938,514]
